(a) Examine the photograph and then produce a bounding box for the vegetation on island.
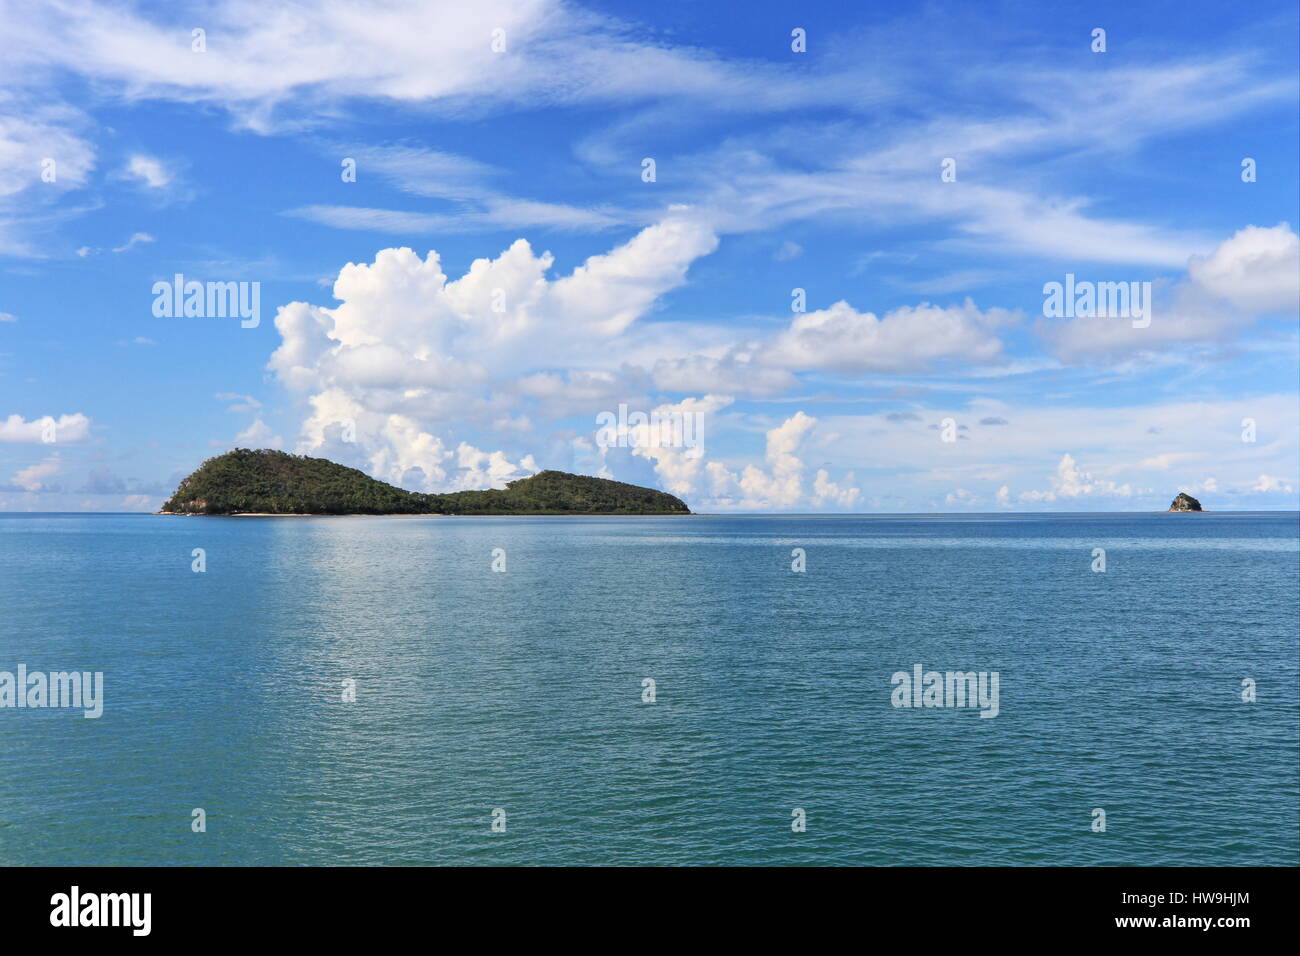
[160,448,691,515]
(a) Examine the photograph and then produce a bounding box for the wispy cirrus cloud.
[0,0,878,131]
[286,200,625,235]
[287,143,632,235]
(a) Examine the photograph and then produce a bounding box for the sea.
[1,512,1296,866]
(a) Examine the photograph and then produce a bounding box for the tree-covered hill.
[160,449,691,515]
[438,469,692,514]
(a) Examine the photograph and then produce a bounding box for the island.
[160,448,691,515]
[1167,492,1204,512]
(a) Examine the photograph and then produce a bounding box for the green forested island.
[159,448,691,515]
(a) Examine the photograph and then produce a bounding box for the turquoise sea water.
[1,512,1296,866]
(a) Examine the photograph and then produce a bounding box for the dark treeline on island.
[160,449,691,515]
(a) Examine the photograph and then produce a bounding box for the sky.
[0,0,1297,513]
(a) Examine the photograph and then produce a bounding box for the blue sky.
[1,0,1297,512]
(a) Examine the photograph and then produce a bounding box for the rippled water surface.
[1,512,1296,865]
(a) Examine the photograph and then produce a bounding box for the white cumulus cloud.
[1019,453,1135,502]
[761,299,1014,374]
[267,213,720,491]
[1188,223,1300,315]
[0,413,92,443]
